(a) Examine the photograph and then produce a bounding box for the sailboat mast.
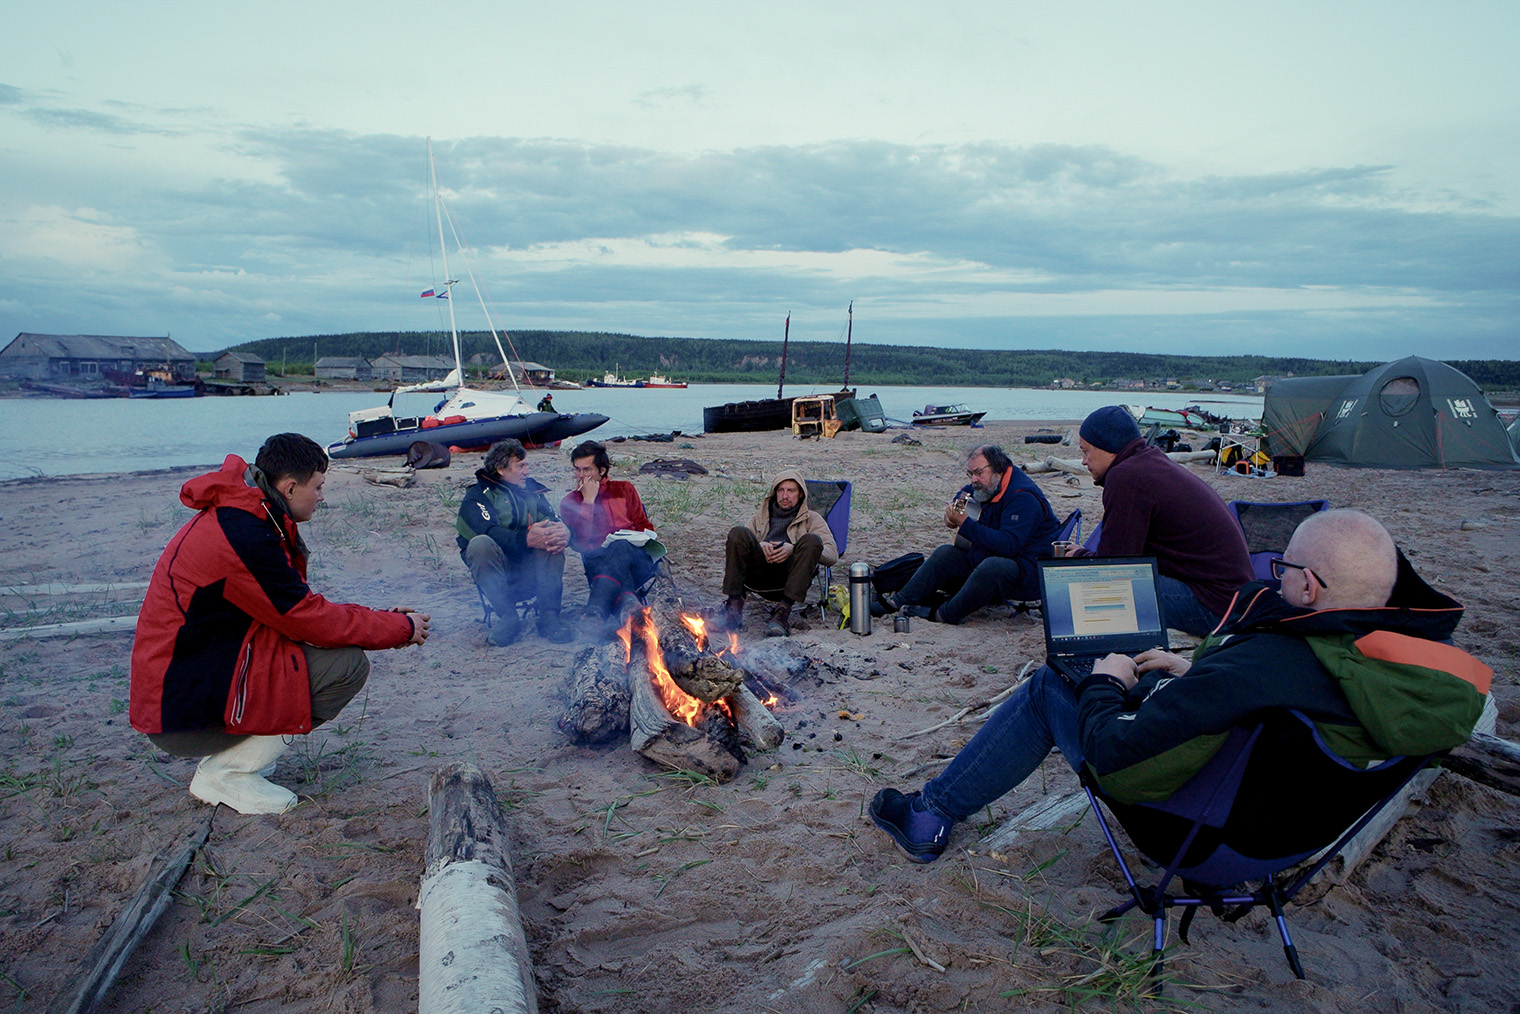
[777,312,790,400]
[428,139,464,380]
[843,300,853,387]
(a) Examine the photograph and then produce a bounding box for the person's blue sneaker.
[870,788,951,863]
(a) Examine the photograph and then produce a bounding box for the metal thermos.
[848,562,872,635]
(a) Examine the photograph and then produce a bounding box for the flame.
[762,694,779,708]
[624,607,705,726]
[679,612,708,652]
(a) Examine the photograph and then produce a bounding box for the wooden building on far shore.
[0,333,197,382]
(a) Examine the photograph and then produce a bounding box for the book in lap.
[1039,557,1166,683]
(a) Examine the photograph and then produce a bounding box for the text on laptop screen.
[1044,562,1163,642]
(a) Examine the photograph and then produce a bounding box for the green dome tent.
[1262,357,1520,470]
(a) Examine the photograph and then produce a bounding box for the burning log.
[727,684,785,751]
[557,642,632,744]
[658,626,746,702]
[628,660,743,782]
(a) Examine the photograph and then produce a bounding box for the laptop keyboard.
[1060,656,1099,678]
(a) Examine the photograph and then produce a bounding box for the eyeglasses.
[965,465,993,480]
[1270,558,1328,589]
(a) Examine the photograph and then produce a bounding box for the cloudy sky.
[2,1,1516,360]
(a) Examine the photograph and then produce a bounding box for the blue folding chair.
[1226,500,1329,589]
[742,480,851,617]
[1082,709,1440,980]
[1082,519,1103,553]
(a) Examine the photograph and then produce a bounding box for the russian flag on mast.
[420,288,449,299]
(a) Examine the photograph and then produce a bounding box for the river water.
[0,384,1263,480]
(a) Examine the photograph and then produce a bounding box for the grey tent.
[1262,357,1519,470]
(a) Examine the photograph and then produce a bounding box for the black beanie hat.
[1079,406,1142,453]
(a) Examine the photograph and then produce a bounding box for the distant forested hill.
[230,331,1520,389]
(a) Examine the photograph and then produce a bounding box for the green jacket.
[455,468,558,565]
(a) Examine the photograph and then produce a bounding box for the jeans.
[920,665,1084,822]
[896,544,1040,623]
[1157,575,1223,637]
[581,539,657,616]
[465,534,565,617]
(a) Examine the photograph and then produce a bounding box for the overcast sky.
[2,1,1516,360]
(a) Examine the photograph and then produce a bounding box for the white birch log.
[0,615,138,641]
[420,764,537,1014]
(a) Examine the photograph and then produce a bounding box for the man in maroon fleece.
[1071,406,1253,636]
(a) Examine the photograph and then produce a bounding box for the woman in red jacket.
[131,433,429,815]
[558,440,658,638]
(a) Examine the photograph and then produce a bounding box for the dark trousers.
[897,543,1039,624]
[581,539,658,616]
[148,644,370,758]
[722,527,825,604]
[465,534,565,617]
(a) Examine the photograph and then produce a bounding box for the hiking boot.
[870,590,897,617]
[902,604,941,623]
[869,788,951,863]
[722,595,745,632]
[487,609,522,646]
[537,611,575,644]
[765,601,792,638]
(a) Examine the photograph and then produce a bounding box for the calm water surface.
[0,384,1263,480]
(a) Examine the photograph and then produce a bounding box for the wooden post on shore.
[420,764,537,1014]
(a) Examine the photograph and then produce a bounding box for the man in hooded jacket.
[131,433,430,816]
[720,470,839,637]
[869,508,1490,862]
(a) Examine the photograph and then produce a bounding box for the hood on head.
[767,469,810,509]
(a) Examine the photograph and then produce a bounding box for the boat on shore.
[703,309,852,433]
[910,403,986,426]
[326,141,604,460]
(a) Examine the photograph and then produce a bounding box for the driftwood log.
[1442,732,1520,798]
[658,628,746,702]
[557,643,632,744]
[47,813,214,1014]
[628,653,742,781]
[727,684,785,751]
[420,764,537,1014]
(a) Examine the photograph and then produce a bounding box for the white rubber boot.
[189,735,298,814]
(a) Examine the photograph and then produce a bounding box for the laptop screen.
[1040,558,1165,653]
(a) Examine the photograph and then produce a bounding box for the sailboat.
[326,141,606,459]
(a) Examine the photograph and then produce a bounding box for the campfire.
[558,605,786,782]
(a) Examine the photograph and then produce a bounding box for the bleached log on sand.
[727,684,785,751]
[1441,732,1520,798]
[47,814,213,1014]
[420,764,537,1014]
[0,615,138,641]
[556,642,632,744]
[1167,450,1216,464]
[981,789,1090,852]
[1044,456,1089,477]
[628,660,742,782]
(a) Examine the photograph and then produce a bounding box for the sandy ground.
[1,420,1517,1014]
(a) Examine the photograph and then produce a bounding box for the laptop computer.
[1038,556,1166,684]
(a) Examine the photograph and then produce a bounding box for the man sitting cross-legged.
[869,509,1488,862]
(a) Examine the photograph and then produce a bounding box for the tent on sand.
[1262,357,1519,470]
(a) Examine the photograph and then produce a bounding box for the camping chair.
[478,541,670,626]
[1226,500,1329,589]
[1009,509,1082,618]
[1081,710,1441,980]
[1082,520,1102,553]
[742,480,852,619]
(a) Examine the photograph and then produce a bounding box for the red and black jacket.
[130,455,413,736]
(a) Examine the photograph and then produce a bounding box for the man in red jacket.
[131,433,430,815]
[558,440,659,639]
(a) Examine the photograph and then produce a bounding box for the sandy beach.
[1,419,1516,1013]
